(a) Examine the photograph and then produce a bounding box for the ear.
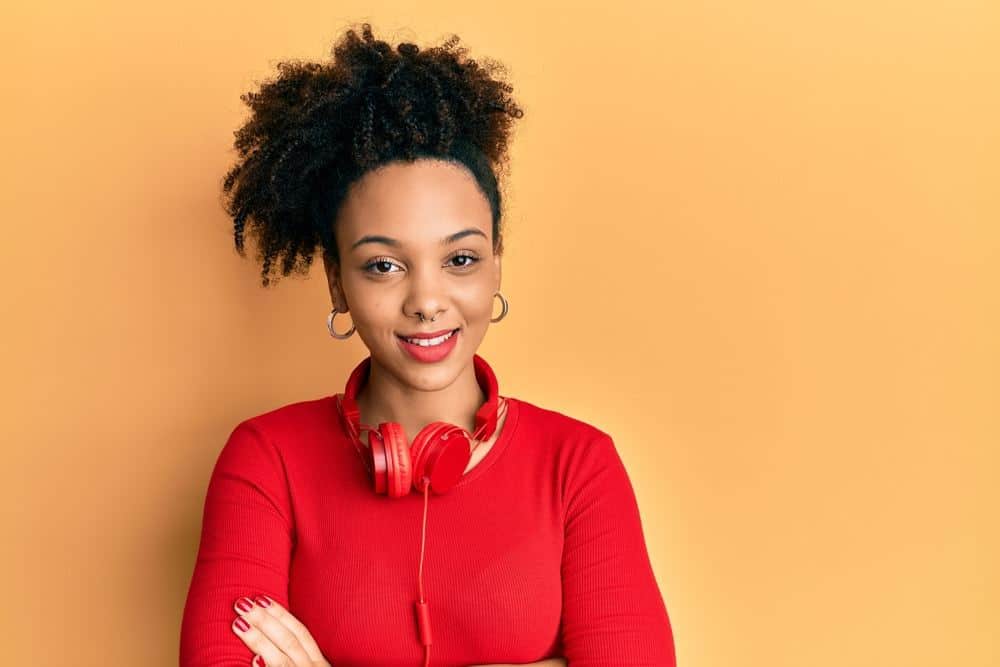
[322,251,348,312]
[492,251,502,294]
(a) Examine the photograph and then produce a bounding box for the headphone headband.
[336,354,501,446]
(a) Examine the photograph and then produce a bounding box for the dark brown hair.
[221,22,525,287]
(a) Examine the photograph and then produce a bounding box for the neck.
[355,357,487,441]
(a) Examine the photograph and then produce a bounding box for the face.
[324,158,502,392]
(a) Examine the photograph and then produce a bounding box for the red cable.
[414,397,508,667]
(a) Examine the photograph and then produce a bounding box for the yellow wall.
[3,1,997,665]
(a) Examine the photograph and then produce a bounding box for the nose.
[403,264,446,323]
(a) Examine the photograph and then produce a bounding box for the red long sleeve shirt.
[179,393,677,666]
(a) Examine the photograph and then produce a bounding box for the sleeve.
[559,432,678,667]
[179,420,296,666]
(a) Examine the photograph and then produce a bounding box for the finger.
[252,595,326,664]
[233,596,313,666]
[232,614,291,667]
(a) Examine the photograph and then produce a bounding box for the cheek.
[459,286,496,322]
[342,279,387,322]
[340,305,381,343]
[345,275,495,326]
[357,302,394,331]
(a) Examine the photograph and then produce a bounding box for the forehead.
[337,159,492,248]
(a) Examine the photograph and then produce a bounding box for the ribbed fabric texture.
[179,394,677,667]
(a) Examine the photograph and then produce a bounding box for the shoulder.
[228,394,339,454]
[510,397,630,515]
[506,395,618,459]
[508,396,609,438]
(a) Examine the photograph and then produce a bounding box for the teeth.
[404,330,455,346]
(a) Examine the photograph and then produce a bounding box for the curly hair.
[220,22,525,288]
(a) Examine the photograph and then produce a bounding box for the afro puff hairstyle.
[220,22,525,287]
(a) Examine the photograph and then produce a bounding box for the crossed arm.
[181,422,674,666]
[473,661,566,667]
[225,589,566,666]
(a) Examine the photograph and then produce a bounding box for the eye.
[448,251,481,270]
[361,252,481,276]
[361,257,402,275]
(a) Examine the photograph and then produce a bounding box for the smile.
[396,328,460,363]
[399,329,457,346]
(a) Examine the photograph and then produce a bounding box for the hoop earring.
[490,291,509,323]
[327,307,356,339]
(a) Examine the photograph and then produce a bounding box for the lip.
[396,328,460,363]
[396,328,457,339]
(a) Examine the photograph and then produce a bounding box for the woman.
[180,22,677,667]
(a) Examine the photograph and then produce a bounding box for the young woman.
[180,22,677,667]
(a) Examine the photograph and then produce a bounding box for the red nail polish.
[234,617,250,632]
[236,597,255,613]
[255,595,272,608]
[253,656,267,667]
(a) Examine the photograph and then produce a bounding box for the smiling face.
[324,158,502,392]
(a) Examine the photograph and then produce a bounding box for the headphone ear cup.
[368,431,389,496]
[410,422,472,495]
[379,422,413,498]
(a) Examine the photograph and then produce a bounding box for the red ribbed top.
[179,394,677,666]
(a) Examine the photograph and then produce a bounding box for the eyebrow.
[350,227,488,251]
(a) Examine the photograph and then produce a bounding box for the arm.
[559,433,677,667]
[471,661,567,667]
[179,421,295,666]
[472,661,567,667]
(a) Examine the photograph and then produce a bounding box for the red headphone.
[333,354,509,665]
[334,353,507,497]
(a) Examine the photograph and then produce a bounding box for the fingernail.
[234,617,250,632]
[253,656,267,667]
[254,595,272,608]
[235,597,255,613]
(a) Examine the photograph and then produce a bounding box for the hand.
[232,594,332,666]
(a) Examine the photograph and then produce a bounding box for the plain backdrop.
[2,1,997,665]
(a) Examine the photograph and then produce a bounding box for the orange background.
[3,2,997,666]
